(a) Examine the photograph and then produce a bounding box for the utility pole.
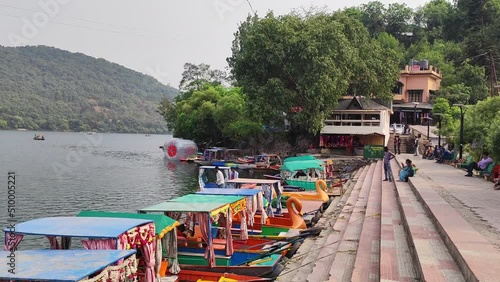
[490,52,497,97]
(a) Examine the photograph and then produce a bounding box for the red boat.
[175,269,272,281]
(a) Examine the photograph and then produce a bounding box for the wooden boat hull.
[178,253,283,278]
[178,238,285,254]
[176,269,272,281]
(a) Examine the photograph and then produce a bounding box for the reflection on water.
[0,130,199,249]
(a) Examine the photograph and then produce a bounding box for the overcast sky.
[0,0,429,88]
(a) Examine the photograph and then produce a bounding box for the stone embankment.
[278,157,500,282]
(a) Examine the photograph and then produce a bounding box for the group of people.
[383,146,416,182]
[422,144,454,163]
[214,166,239,188]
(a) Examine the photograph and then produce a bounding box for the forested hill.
[0,45,178,133]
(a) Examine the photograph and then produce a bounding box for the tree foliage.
[160,82,262,146]
[0,45,178,133]
[228,11,400,136]
[461,97,500,158]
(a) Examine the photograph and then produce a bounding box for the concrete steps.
[279,156,500,281]
[305,164,375,282]
[390,159,465,281]
[380,169,417,281]
[278,167,366,281]
[351,160,382,281]
[327,162,378,281]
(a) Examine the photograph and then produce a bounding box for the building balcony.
[401,65,442,79]
[393,94,404,102]
[323,119,381,127]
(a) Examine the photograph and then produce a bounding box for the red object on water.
[167,145,177,157]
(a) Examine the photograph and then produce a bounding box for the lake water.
[0,130,200,249]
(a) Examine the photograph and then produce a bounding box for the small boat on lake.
[33,133,45,140]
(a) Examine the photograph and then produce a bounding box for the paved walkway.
[409,125,438,138]
[394,153,500,248]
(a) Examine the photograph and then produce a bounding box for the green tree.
[384,3,413,37]
[0,119,8,129]
[178,63,229,94]
[487,115,500,162]
[359,1,387,37]
[432,97,458,139]
[460,96,500,157]
[161,83,262,146]
[228,11,400,138]
[416,0,457,42]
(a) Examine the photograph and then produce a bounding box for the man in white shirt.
[215,166,225,188]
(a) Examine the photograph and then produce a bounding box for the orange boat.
[177,269,272,281]
[282,179,329,203]
[235,197,307,230]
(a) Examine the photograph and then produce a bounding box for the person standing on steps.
[414,134,421,156]
[398,136,402,154]
[383,146,396,182]
[394,135,399,154]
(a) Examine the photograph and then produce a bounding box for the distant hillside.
[0,45,178,133]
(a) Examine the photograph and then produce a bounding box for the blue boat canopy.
[0,249,135,281]
[196,188,261,197]
[4,217,153,238]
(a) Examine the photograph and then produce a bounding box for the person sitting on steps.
[465,152,493,177]
[399,159,415,182]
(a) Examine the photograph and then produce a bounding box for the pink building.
[391,62,442,125]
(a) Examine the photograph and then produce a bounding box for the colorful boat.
[194,148,242,166]
[197,183,306,238]
[199,165,232,189]
[225,178,284,216]
[178,269,271,281]
[76,210,180,278]
[282,179,330,203]
[280,155,331,191]
[0,249,137,282]
[237,154,282,172]
[138,196,286,278]
[4,216,157,282]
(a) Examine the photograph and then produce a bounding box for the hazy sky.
[0,0,429,88]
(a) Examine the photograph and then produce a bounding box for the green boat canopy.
[77,210,179,239]
[284,155,317,163]
[169,194,244,204]
[280,159,324,172]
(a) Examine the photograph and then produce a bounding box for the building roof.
[335,96,390,111]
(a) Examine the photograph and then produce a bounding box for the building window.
[364,114,380,120]
[392,83,403,95]
[408,90,423,102]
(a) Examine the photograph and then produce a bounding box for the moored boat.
[138,196,287,278]
[4,216,158,281]
[76,210,181,278]
[282,179,330,203]
[0,249,138,282]
[176,269,272,281]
